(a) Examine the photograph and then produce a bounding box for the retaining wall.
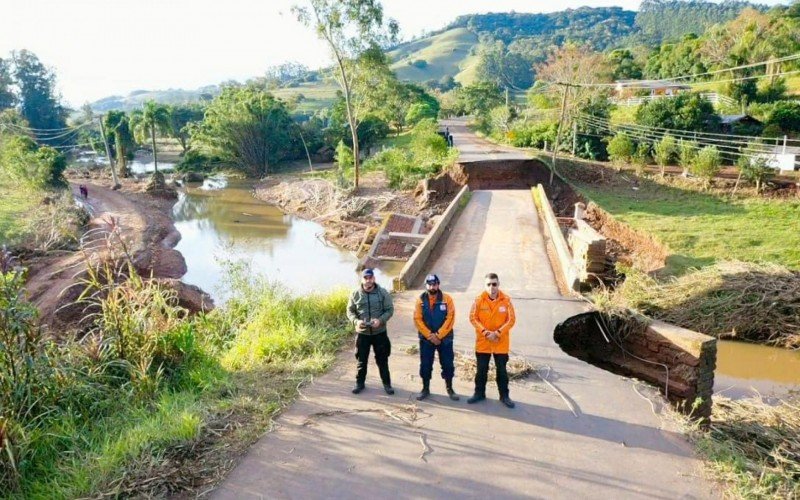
[532,185,580,292]
[392,185,470,292]
[554,312,717,420]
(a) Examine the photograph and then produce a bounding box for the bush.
[691,146,721,189]
[607,132,635,170]
[0,135,66,189]
[737,153,774,193]
[653,134,677,177]
[632,142,651,175]
[507,122,557,148]
[678,139,699,175]
[405,102,437,126]
[766,101,800,135]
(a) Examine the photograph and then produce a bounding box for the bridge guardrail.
[392,185,470,292]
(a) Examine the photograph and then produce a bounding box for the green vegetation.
[0,247,349,497]
[389,28,478,84]
[362,119,458,189]
[567,163,800,275]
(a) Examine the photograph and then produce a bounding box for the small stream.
[171,176,398,302]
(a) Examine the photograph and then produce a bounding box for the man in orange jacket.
[468,272,517,408]
[413,274,459,401]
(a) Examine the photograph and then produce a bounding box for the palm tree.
[130,101,170,174]
[104,110,134,178]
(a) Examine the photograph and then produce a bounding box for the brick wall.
[555,312,717,421]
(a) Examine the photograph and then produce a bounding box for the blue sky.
[0,0,790,106]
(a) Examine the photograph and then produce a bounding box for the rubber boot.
[352,382,365,394]
[445,378,460,401]
[416,379,431,401]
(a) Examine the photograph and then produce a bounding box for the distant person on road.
[347,268,395,395]
[414,274,459,401]
[468,272,517,408]
[79,184,88,200]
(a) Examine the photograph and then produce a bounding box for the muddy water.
[714,340,800,398]
[172,177,397,302]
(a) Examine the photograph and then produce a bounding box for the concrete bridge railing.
[393,185,470,292]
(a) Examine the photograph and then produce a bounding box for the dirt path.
[24,181,188,330]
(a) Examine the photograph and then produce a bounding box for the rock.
[183,171,205,183]
[157,278,215,314]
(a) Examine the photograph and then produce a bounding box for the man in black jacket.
[346,268,395,395]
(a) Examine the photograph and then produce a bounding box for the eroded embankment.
[23,180,212,332]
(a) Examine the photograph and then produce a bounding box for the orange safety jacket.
[469,290,516,354]
[414,291,455,340]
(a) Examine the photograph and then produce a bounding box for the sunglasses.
[486,282,498,287]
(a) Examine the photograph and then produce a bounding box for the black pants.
[355,332,391,385]
[474,352,509,397]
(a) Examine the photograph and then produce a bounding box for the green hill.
[388,28,479,84]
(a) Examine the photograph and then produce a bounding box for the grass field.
[389,28,478,84]
[564,163,800,275]
[272,82,339,114]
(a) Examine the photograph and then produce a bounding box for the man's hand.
[370,318,382,328]
[429,333,441,346]
[488,331,500,342]
[356,320,367,332]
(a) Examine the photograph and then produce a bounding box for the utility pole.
[572,121,578,156]
[98,115,121,190]
[550,83,571,185]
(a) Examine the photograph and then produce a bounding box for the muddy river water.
[172,176,398,301]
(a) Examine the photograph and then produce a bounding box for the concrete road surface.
[212,120,715,499]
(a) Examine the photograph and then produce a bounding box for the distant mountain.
[89,85,221,112]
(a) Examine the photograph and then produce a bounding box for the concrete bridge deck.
[212,119,715,499]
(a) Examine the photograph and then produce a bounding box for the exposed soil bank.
[253,171,448,252]
[23,174,212,332]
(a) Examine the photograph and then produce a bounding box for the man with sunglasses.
[413,274,459,401]
[347,268,395,395]
[468,273,517,408]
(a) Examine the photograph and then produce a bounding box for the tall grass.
[1,235,349,497]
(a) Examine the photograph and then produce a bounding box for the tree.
[104,111,135,178]
[608,49,643,80]
[691,146,721,189]
[191,87,294,176]
[653,134,677,178]
[293,0,398,190]
[11,50,67,145]
[635,93,720,132]
[766,101,800,135]
[405,102,437,126]
[607,132,635,171]
[535,44,612,116]
[168,104,205,154]
[0,58,15,111]
[632,142,651,176]
[130,101,171,174]
[737,153,773,193]
[475,39,535,90]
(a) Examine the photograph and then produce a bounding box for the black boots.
[467,392,486,404]
[416,379,431,401]
[500,394,516,409]
[445,379,460,401]
[383,384,395,395]
[352,382,365,394]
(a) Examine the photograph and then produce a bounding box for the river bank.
[23,172,211,332]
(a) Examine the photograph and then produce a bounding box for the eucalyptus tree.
[0,58,16,111]
[11,50,67,144]
[130,101,170,173]
[293,0,398,190]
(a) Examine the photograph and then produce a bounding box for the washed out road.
[213,119,715,499]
